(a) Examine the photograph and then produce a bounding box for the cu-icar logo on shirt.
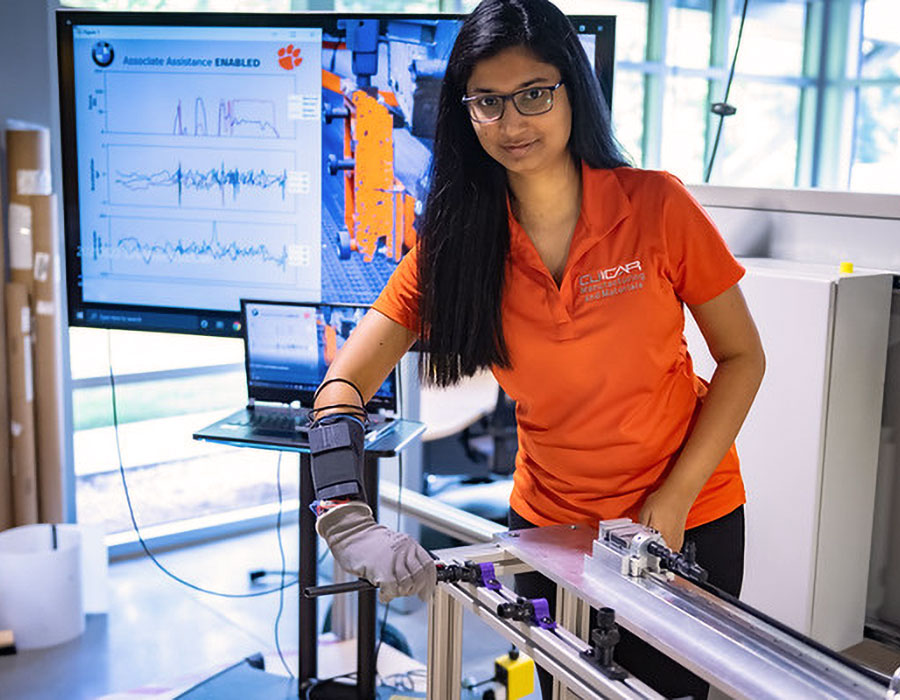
[578,259,646,303]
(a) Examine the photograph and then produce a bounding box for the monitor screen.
[57,11,616,336]
[242,299,396,410]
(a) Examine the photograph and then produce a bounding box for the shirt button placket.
[546,282,576,339]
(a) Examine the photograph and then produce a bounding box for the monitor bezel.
[56,10,616,338]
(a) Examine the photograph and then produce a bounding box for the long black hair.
[417,0,628,386]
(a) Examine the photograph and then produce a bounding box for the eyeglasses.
[462,81,564,123]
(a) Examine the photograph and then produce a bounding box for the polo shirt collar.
[577,161,632,235]
[507,161,632,263]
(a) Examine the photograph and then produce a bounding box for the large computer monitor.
[57,11,615,336]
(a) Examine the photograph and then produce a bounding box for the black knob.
[597,607,616,630]
[436,564,461,583]
[683,541,697,565]
[497,602,517,619]
[496,601,532,621]
[590,607,620,667]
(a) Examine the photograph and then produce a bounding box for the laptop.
[193,300,398,449]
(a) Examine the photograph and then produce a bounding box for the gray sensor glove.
[316,501,437,603]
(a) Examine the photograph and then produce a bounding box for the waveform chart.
[102,72,298,139]
[106,145,298,212]
[91,216,311,286]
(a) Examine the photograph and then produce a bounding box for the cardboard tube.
[6,125,51,296]
[31,195,65,524]
[5,125,51,201]
[5,282,38,526]
[0,176,10,531]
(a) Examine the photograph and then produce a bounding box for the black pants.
[509,505,745,700]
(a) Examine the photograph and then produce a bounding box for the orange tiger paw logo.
[278,44,302,70]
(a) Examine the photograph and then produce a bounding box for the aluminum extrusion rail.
[498,524,891,700]
[432,576,665,700]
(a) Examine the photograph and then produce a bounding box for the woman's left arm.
[639,284,765,551]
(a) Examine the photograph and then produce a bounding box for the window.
[729,0,806,78]
[712,80,802,188]
[667,0,712,70]
[70,327,298,536]
[613,68,645,165]
[851,83,900,193]
[850,0,900,193]
[661,76,708,182]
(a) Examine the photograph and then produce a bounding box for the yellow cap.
[839,261,854,275]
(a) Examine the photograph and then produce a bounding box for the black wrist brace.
[309,414,366,501]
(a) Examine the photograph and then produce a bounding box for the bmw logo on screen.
[91,41,114,67]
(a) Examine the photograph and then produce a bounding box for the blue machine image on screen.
[59,12,614,334]
[318,18,460,304]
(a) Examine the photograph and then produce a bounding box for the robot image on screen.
[319,19,459,304]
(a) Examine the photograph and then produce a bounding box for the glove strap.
[309,414,366,501]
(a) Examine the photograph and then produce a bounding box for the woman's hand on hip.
[638,486,693,552]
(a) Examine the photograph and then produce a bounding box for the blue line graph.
[102,72,295,140]
[173,98,281,138]
[114,162,289,206]
[107,145,297,212]
[92,224,291,269]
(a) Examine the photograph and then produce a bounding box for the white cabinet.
[684,259,892,650]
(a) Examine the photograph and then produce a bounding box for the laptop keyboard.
[233,411,310,433]
[225,409,392,442]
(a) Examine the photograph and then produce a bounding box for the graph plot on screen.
[247,305,319,372]
[83,216,316,310]
[106,145,299,211]
[172,97,280,138]
[102,72,298,139]
[70,24,323,321]
[93,216,309,280]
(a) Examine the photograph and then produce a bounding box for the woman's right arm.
[310,310,435,603]
[314,309,417,416]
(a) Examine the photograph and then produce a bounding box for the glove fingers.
[391,537,420,597]
[416,559,437,602]
[391,540,435,599]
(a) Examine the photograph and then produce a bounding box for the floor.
[0,524,517,700]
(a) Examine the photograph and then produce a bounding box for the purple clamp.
[478,563,502,591]
[530,597,557,630]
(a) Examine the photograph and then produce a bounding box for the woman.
[312,0,765,696]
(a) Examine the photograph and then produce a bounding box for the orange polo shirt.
[373,164,746,530]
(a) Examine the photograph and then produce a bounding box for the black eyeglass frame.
[461,80,565,123]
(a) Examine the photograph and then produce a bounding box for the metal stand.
[192,419,425,699]
[298,451,379,699]
[298,421,426,699]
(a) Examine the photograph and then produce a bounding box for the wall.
[0,1,57,128]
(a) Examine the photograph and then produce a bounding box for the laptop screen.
[241,300,397,411]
